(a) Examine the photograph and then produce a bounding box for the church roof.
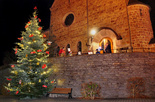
[127,0,151,10]
[128,0,146,6]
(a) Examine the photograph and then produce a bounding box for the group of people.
[57,47,72,57]
[96,43,111,54]
[58,42,111,56]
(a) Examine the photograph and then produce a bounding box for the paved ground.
[0,96,155,102]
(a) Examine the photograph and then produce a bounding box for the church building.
[48,0,155,55]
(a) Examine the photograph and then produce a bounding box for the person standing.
[105,43,111,53]
[96,49,100,54]
[59,47,65,57]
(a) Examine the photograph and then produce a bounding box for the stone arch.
[91,28,121,53]
[99,37,113,53]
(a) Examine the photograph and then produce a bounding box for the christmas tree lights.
[5,6,55,99]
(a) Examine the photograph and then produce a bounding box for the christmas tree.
[4,6,55,99]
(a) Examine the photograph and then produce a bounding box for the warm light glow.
[52,64,59,73]
[103,39,105,42]
[27,42,32,44]
[8,83,10,87]
[54,68,58,73]
[57,79,65,86]
[90,29,96,35]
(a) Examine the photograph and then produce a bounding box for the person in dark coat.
[96,49,100,54]
[105,43,111,53]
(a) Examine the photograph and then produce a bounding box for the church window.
[77,41,82,54]
[140,9,142,16]
[66,44,71,56]
[56,46,60,56]
[64,14,74,26]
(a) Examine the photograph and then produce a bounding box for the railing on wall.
[50,48,155,58]
[112,48,155,53]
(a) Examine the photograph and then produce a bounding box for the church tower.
[127,0,154,52]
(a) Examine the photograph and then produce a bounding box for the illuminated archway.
[91,28,120,53]
[99,38,113,53]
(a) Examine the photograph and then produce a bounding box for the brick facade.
[48,0,155,54]
[49,53,155,98]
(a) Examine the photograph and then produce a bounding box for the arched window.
[66,44,70,56]
[77,41,82,55]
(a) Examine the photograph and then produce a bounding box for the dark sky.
[0,0,154,66]
[0,0,54,65]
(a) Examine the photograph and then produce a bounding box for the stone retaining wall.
[0,53,154,98]
[49,53,155,98]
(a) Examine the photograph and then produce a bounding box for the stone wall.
[49,53,155,98]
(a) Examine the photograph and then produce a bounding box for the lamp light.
[90,29,96,35]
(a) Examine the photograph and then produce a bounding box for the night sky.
[0,0,154,66]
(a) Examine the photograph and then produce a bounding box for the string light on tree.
[29,34,34,37]
[38,27,42,30]
[16,91,19,95]
[8,83,10,87]
[25,25,28,28]
[34,6,37,9]
[42,64,46,69]
[19,80,22,84]
[39,79,41,82]
[43,34,46,38]
[37,49,42,52]
[46,51,49,54]
[36,62,40,65]
[38,18,41,22]
[7,78,12,81]
[11,65,15,68]
[28,21,31,24]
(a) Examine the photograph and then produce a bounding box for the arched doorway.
[99,38,113,53]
